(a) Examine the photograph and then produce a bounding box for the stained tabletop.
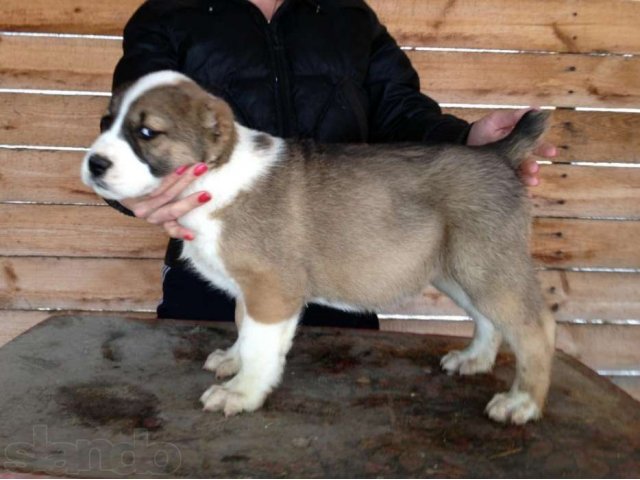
[0,315,638,478]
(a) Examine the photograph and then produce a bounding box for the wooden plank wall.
[1,0,639,399]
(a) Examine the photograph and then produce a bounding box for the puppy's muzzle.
[87,154,113,178]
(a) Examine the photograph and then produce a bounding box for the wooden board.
[0,257,162,311]
[0,316,638,477]
[0,204,166,258]
[532,164,640,219]
[0,35,120,92]
[408,50,640,109]
[0,93,108,148]
[3,34,640,108]
[2,94,640,163]
[0,150,98,204]
[2,257,640,322]
[0,310,637,401]
[369,0,640,54]
[2,204,639,268]
[2,0,640,54]
[532,218,640,269]
[3,150,639,219]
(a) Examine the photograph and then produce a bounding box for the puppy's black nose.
[88,154,113,177]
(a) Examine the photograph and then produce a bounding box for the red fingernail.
[175,165,188,175]
[184,233,195,241]
[194,163,208,176]
[198,192,212,203]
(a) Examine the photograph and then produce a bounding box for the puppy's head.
[81,71,236,200]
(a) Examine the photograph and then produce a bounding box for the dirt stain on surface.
[56,382,162,431]
[101,331,125,362]
[172,327,228,362]
[305,342,361,374]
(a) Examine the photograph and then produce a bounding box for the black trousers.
[157,264,380,330]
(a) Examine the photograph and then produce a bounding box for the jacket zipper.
[268,23,293,137]
[223,0,297,137]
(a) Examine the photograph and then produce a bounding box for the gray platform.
[0,315,638,477]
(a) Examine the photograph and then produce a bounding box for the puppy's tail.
[494,110,551,170]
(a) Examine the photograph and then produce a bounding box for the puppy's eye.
[137,126,161,140]
[100,115,114,132]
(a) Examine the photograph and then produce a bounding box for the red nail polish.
[198,192,212,203]
[194,163,208,176]
[175,165,188,175]
[184,233,195,241]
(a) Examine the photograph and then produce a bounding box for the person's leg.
[302,303,380,330]
[157,263,236,321]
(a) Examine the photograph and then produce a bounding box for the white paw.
[485,391,541,425]
[200,379,266,417]
[440,349,494,375]
[203,348,240,379]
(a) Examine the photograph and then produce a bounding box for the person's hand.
[120,163,212,241]
[467,108,557,186]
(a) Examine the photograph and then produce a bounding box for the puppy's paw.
[200,380,266,417]
[441,349,494,375]
[485,391,541,425]
[203,348,240,379]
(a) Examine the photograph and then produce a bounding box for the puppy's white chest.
[180,215,240,298]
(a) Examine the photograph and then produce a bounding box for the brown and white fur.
[82,71,556,424]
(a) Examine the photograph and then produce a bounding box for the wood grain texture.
[532,218,640,269]
[2,94,639,163]
[2,257,640,322]
[0,257,162,311]
[532,165,640,219]
[3,34,640,108]
[405,49,640,109]
[0,149,98,204]
[2,0,640,54]
[1,205,639,269]
[0,204,166,258]
[2,205,640,269]
[3,150,639,219]
[368,0,640,54]
[389,270,640,322]
[0,93,108,147]
[0,35,120,92]
[0,0,139,36]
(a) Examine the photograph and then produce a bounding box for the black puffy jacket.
[112,0,470,266]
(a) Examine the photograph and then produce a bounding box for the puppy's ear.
[199,95,237,165]
[201,96,234,138]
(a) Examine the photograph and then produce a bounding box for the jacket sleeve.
[364,18,470,144]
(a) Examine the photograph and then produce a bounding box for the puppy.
[82,71,555,424]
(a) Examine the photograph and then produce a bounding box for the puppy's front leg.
[203,299,246,378]
[200,289,302,416]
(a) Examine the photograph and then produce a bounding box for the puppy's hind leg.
[435,278,502,375]
[458,268,555,425]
